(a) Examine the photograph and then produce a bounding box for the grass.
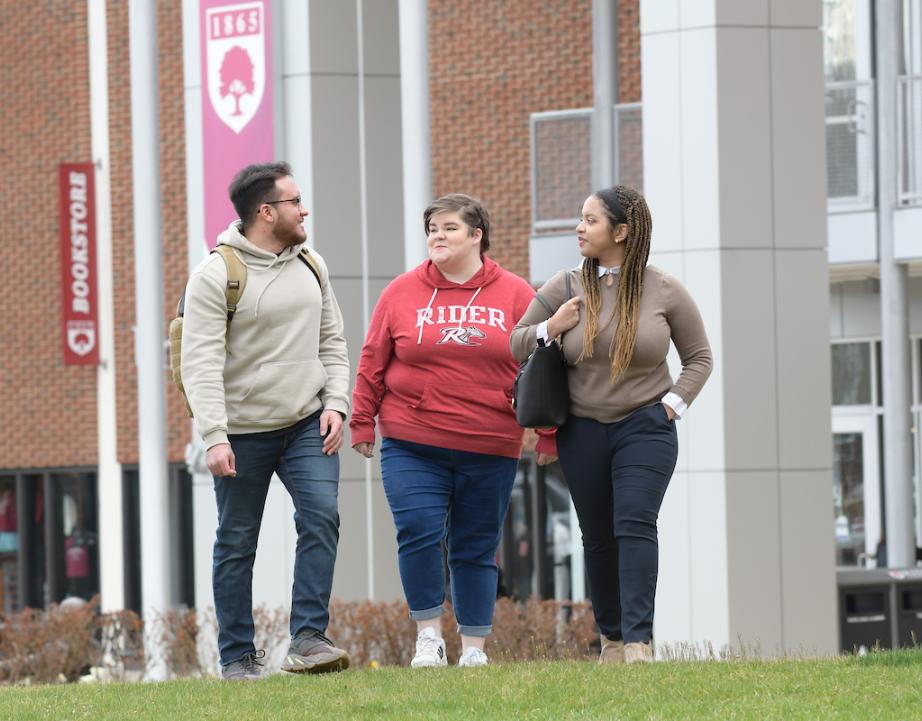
[3,650,922,721]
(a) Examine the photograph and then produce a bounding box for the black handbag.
[512,274,571,428]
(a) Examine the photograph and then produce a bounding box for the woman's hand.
[536,453,558,466]
[662,403,676,421]
[546,296,581,338]
[353,442,375,458]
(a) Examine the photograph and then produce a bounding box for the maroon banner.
[201,0,274,249]
[58,163,99,366]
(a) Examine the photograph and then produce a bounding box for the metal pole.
[398,0,431,270]
[129,0,171,679]
[356,0,375,600]
[876,0,914,567]
[88,0,124,614]
[591,0,617,190]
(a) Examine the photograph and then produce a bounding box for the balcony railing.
[530,104,644,233]
[825,80,876,210]
[898,74,922,206]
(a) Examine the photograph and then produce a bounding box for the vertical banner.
[59,163,99,366]
[201,0,274,249]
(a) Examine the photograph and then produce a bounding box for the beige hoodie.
[180,221,350,448]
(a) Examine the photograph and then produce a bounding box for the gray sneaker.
[281,630,350,674]
[221,650,266,680]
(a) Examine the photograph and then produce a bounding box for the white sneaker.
[458,647,489,667]
[411,627,447,668]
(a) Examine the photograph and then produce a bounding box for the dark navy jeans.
[380,438,516,636]
[556,404,678,644]
[213,410,340,666]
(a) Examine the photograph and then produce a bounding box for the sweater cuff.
[323,398,350,418]
[203,429,229,450]
[535,430,558,457]
[349,423,376,446]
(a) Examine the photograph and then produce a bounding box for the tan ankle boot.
[624,641,653,664]
[598,635,624,664]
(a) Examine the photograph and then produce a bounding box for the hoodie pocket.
[411,383,514,437]
[236,359,328,422]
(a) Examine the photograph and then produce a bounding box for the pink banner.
[200,0,274,249]
[59,163,99,366]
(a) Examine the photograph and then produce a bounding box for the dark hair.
[228,162,293,228]
[423,193,491,252]
[578,185,653,381]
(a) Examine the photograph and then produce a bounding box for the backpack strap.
[213,245,246,327]
[297,248,324,289]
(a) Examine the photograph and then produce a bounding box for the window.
[832,341,873,405]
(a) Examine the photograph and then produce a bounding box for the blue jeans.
[213,411,340,666]
[556,405,678,644]
[380,438,517,636]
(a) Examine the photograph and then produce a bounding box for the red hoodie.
[350,256,535,459]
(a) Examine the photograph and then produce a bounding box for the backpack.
[168,245,323,418]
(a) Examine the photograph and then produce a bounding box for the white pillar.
[88,0,124,613]
[641,0,837,656]
[877,0,914,567]
[398,0,430,269]
[129,0,171,678]
[591,0,617,190]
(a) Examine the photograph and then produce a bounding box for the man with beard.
[181,162,351,680]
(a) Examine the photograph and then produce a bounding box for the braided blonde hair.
[576,185,652,382]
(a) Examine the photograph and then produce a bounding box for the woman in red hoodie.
[350,193,535,668]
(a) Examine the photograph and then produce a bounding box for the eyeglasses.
[265,196,302,207]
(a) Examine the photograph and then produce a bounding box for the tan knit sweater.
[510,265,712,423]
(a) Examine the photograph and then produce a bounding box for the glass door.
[832,413,881,567]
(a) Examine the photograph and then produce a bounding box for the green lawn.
[3,650,922,721]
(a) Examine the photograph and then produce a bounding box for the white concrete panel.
[654,470,692,647]
[193,478,218,611]
[779,470,838,655]
[641,32,684,253]
[840,279,882,337]
[252,480,296,609]
[281,0,310,75]
[775,250,834,469]
[529,233,583,285]
[771,29,827,249]
[371,479,403,601]
[688,471,729,648]
[717,27,773,250]
[309,0,357,75]
[827,211,878,264]
[310,74,361,268]
[640,0,680,35]
[770,0,822,28]
[365,76,408,279]
[680,29,721,250]
[363,0,400,75]
[721,250,779,471]
[895,206,922,260]
[714,0,768,27]
[726,470,783,656]
[333,478,371,600]
[683,251,725,471]
[680,0,715,28]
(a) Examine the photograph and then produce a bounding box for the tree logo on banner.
[205,2,266,134]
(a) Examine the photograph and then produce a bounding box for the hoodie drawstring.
[417,288,438,344]
[457,287,483,329]
[253,254,283,319]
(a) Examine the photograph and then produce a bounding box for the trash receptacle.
[837,568,895,653]
[888,569,922,647]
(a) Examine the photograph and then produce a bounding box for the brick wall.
[0,1,189,470]
[429,0,640,281]
[0,2,96,469]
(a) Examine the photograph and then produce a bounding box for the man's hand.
[320,410,344,455]
[207,443,236,477]
[353,442,374,458]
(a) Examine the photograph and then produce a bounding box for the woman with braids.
[510,186,712,664]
